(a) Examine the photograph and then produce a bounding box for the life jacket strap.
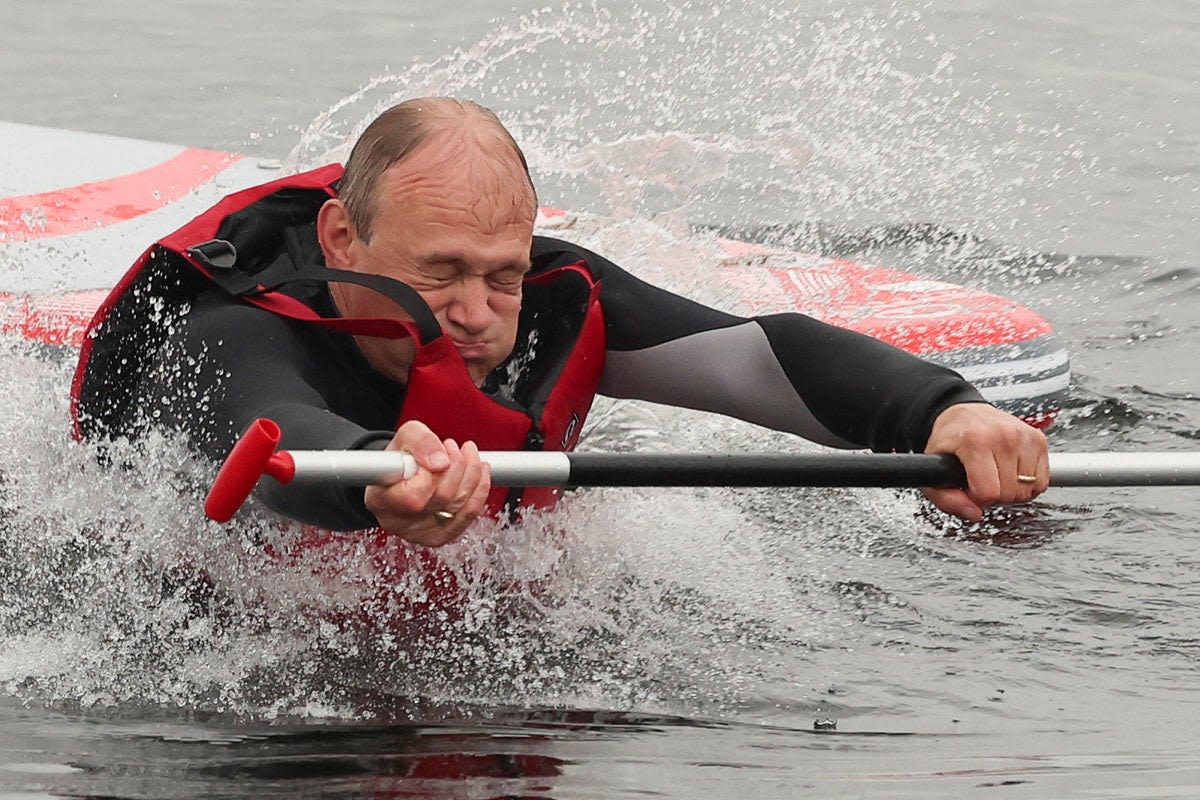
[186,237,444,344]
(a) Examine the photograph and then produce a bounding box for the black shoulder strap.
[187,234,443,344]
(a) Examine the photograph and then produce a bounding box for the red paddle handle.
[204,418,296,522]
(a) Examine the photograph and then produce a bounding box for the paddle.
[204,418,1200,522]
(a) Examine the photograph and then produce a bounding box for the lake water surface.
[1,1,1199,797]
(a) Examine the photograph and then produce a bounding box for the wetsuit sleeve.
[146,300,390,530]
[535,237,986,452]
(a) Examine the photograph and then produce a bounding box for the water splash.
[0,339,841,720]
[286,4,619,170]
[5,328,1187,730]
[0,0,1127,726]
[287,1,1082,253]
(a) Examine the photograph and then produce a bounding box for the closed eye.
[488,268,526,289]
[419,259,463,285]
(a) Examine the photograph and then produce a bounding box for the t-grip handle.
[204,418,296,522]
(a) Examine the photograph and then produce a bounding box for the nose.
[443,276,494,334]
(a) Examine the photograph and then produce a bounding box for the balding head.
[338,98,537,241]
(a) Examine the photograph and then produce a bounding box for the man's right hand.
[363,421,492,546]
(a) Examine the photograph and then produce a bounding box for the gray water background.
[1,0,1199,797]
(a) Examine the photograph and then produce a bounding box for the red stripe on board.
[0,289,108,347]
[719,252,1055,354]
[0,148,241,242]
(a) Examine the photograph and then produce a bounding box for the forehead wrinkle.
[424,119,534,200]
[386,132,535,233]
[462,154,535,231]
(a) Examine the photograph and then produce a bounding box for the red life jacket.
[71,164,607,518]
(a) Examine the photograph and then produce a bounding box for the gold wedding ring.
[1016,474,1037,484]
[433,510,455,525]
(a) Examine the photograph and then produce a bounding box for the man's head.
[317,98,538,386]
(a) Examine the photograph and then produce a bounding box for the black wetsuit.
[136,234,983,530]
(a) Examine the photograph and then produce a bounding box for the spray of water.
[287,2,1083,248]
[0,338,834,719]
[1,1,1097,722]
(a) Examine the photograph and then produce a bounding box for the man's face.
[324,135,536,386]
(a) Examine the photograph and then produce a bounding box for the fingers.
[467,458,493,514]
[921,487,984,522]
[1029,447,1050,494]
[924,402,1050,522]
[424,440,486,518]
[364,435,492,546]
[958,438,1003,505]
[390,420,451,471]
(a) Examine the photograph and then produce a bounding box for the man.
[73,98,1048,546]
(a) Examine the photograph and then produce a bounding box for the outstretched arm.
[535,236,1048,517]
[535,237,984,451]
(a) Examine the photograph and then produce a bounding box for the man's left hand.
[921,402,1049,521]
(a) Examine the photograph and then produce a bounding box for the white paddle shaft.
[287,450,573,486]
[1047,453,1200,486]
[283,450,1200,488]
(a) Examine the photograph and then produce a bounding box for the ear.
[316,198,357,269]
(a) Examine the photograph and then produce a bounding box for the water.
[2,0,1199,796]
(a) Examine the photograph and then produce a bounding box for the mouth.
[452,340,492,359]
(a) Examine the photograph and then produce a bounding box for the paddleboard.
[0,120,1069,425]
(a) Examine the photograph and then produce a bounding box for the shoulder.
[175,293,323,362]
[182,294,292,336]
[531,235,622,277]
